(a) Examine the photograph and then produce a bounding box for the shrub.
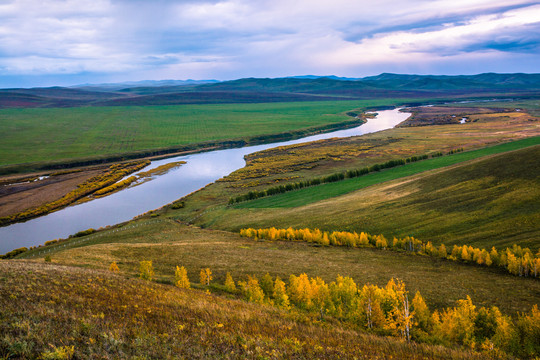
[139,261,154,281]
[200,268,212,286]
[175,266,190,289]
[109,262,119,272]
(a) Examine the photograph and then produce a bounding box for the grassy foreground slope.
[1,261,489,360]
[194,143,540,249]
[0,100,401,167]
[19,219,540,315]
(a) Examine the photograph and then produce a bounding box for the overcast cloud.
[1,0,539,87]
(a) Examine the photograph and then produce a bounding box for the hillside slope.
[182,143,540,249]
[0,261,486,359]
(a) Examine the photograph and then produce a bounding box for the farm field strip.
[235,136,540,209]
[0,100,409,167]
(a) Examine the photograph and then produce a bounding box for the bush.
[139,261,154,281]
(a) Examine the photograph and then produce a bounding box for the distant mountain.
[286,75,362,81]
[1,73,539,109]
[73,79,220,92]
[361,72,540,90]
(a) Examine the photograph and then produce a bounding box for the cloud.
[0,0,539,86]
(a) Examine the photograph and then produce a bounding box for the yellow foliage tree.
[139,260,154,281]
[412,291,431,335]
[175,266,190,289]
[109,262,119,273]
[438,243,447,258]
[260,273,274,298]
[200,268,212,286]
[241,275,265,303]
[224,272,236,292]
[273,276,290,308]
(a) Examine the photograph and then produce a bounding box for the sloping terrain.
[0,260,486,359]
[189,143,540,249]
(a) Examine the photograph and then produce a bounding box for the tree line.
[229,149,466,204]
[240,227,540,278]
[118,260,539,358]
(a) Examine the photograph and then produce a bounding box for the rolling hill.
[2,73,540,109]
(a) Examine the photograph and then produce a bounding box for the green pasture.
[235,136,540,209]
[0,100,407,166]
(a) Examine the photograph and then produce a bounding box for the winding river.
[0,108,410,253]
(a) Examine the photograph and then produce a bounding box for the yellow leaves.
[139,261,154,281]
[175,266,190,289]
[109,262,119,273]
[224,272,236,292]
[239,227,540,278]
[200,268,212,286]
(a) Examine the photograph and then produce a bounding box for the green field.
[3,97,540,359]
[235,136,540,209]
[197,143,539,249]
[0,100,408,167]
[446,99,540,116]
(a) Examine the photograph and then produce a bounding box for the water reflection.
[0,108,410,252]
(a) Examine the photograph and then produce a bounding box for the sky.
[1,0,539,88]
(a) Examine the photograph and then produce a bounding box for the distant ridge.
[1,73,539,108]
[73,79,220,89]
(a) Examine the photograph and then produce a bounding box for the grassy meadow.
[180,143,540,250]
[1,260,494,360]
[0,100,408,167]
[166,108,539,249]
[233,136,540,209]
[3,99,540,359]
[18,218,540,315]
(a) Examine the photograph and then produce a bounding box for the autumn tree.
[260,273,274,298]
[359,284,385,331]
[109,261,119,273]
[175,266,190,289]
[224,272,236,292]
[200,268,212,286]
[438,244,447,258]
[438,295,477,348]
[139,260,154,281]
[240,275,265,303]
[329,275,358,318]
[273,276,290,308]
[411,291,431,338]
[515,305,540,357]
[310,276,331,319]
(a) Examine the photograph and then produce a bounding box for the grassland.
[17,219,540,316]
[444,99,540,116]
[1,260,496,360]
[0,100,408,169]
[233,136,540,208]
[187,143,540,250]
[165,108,539,249]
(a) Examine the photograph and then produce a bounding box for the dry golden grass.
[1,260,491,359]
[24,219,540,316]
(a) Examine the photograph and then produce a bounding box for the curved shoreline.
[0,117,368,176]
[0,108,409,254]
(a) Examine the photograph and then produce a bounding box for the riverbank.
[0,160,150,227]
[0,109,407,253]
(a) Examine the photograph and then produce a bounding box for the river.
[0,108,410,253]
